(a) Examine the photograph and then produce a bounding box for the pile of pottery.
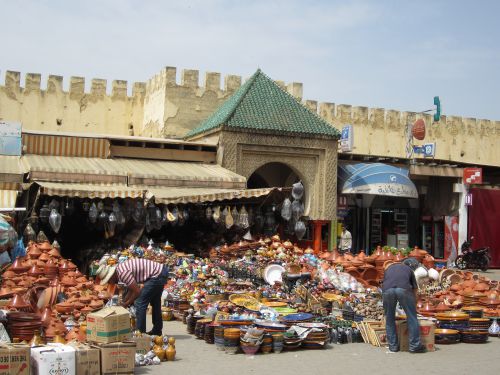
[299,322,330,349]
[318,246,435,287]
[223,328,241,354]
[0,241,113,342]
[7,312,42,342]
[417,269,500,318]
[239,328,263,355]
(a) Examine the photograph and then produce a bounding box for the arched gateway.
[185,69,340,223]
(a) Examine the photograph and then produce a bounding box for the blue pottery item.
[281,313,314,322]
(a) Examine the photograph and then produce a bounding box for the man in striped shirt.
[105,258,168,335]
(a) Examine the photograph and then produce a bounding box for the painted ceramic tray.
[254,320,288,330]
[281,313,314,322]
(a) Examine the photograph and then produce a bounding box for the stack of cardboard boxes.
[9,305,138,375]
[85,306,136,375]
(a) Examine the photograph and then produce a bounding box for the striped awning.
[35,182,145,199]
[22,155,246,189]
[147,187,280,204]
[0,189,18,210]
[0,155,25,184]
[115,159,246,189]
[22,155,128,184]
[22,133,109,158]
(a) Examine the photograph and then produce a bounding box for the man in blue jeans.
[382,258,426,353]
[101,258,168,336]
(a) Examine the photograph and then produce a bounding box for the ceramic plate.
[254,320,288,330]
[281,313,314,322]
[263,264,285,286]
[297,322,327,329]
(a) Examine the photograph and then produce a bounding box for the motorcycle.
[455,237,491,271]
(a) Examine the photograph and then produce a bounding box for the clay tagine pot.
[27,244,42,259]
[38,241,52,252]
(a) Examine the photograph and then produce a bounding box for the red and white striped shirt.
[116,258,163,286]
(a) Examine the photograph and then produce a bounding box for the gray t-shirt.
[382,263,417,291]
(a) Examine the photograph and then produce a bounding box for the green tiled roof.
[186,69,340,139]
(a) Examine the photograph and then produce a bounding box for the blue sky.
[1,0,499,120]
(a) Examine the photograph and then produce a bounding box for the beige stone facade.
[1,66,498,168]
[192,129,338,221]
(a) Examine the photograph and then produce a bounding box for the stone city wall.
[0,71,145,136]
[1,67,498,166]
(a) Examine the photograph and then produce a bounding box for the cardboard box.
[99,342,136,375]
[67,343,100,375]
[30,344,76,375]
[86,306,131,344]
[130,335,151,355]
[0,344,30,375]
[397,319,435,352]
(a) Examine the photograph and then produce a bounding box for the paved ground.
[139,269,500,375]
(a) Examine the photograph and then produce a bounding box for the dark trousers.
[134,266,168,334]
[383,288,421,351]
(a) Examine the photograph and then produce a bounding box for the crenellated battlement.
[2,70,146,99]
[0,66,498,166]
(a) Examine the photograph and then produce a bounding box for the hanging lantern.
[294,220,307,240]
[412,118,426,140]
[64,199,75,217]
[291,181,304,200]
[98,210,108,229]
[49,209,62,233]
[225,207,234,229]
[107,212,117,237]
[23,223,37,243]
[263,207,276,235]
[89,203,98,224]
[39,204,51,224]
[212,206,221,223]
[205,207,212,220]
[36,230,48,242]
[291,199,304,220]
[281,198,292,221]
[231,207,239,227]
[82,200,91,212]
[238,206,249,229]
[132,201,145,223]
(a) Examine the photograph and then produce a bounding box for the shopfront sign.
[463,167,482,185]
[413,142,436,157]
[340,124,353,152]
[0,121,22,156]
